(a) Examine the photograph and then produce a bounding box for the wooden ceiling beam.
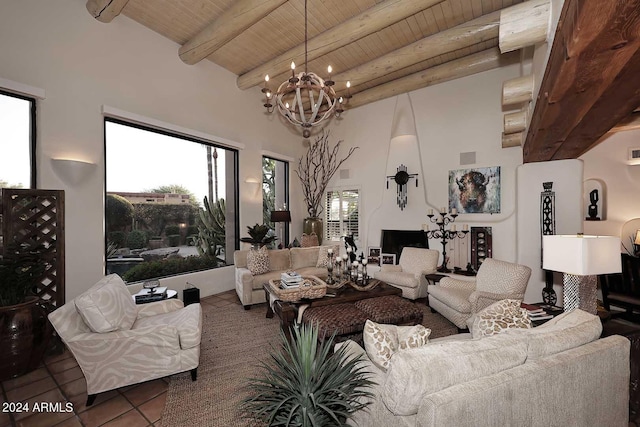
[236,0,445,90]
[86,0,129,23]
[179,0,288,66]
[333,11,500,88]
[523,0,640,163]
[499,0,550,53]
[611,111,640,133]
[344,48,519,109]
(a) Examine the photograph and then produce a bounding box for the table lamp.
[270,209,291,248]
[542,235,621,314]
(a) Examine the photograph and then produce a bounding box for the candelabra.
[425,209,469,273]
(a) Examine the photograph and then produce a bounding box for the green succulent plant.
[240,223,276,246]
[241,323,375,427]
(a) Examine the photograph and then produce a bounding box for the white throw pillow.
[247,246,270,275]
[472,299,532,339]
[363,319,431,371]
[316,245,341,268]
[74,274,138,333]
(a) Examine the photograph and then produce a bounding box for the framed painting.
[448,166,501,214]
[367,247,381,266]
[381,253,396,265]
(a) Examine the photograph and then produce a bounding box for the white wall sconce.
[51,158,96,186]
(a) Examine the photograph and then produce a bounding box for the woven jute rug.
[161,300,458,426]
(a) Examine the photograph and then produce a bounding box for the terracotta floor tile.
[137,392,167,423]
[44,349,73,365]
[15,406,74,427]
[123,379,167,406]
[13,388,67,421]
[47,357,78,374]
[69,390,118,414]
[60,377,86,398]
[78,395,133,427]
[7,376,57,402]
[53,366,84,386]
[2,367,49,391]
[52,415,84,427]
[101,409,149,427]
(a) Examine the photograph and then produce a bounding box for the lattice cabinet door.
[1,189,65,308]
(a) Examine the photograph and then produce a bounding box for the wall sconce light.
[245,177,260,184]
[50,158,96,186]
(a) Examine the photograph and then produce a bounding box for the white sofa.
[233,246,333,309]
[342,309,630,427]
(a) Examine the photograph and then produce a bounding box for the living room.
[1,0,639,426]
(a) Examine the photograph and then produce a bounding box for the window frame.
[262,155,290,247]
[103,117,240,279]
[324,186,361,244]
[0,89,37,188]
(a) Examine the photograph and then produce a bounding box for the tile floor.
[0,290,240,427]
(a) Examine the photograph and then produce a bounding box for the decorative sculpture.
[386,164,418,210]
[540,182,557,305]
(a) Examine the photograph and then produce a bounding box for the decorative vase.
[0,296,52,381]
[303,217,323,245]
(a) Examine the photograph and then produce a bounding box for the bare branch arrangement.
[295,130,358,218]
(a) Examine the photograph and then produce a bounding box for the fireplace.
[380,230,429,264]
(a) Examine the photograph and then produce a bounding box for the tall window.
[325,189,359,242]
[105,119,238,283]
[263,156,290,247]
[0,91,36,189]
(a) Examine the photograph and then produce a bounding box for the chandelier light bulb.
[346,81,351,88]
[265,75,269,82]
[291,62,296,70]
[327,65,332,74]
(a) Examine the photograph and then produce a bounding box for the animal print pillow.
[472,299,532,339]
[363,320,431,371]
[316,245,341,268]
[247,246,270,275]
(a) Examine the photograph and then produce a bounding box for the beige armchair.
[374,247,439,300]
[427,258,531,330]
[48,274,202,406]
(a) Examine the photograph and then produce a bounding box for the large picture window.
[0,91,36,189]
[105,119,238,283]
[325,188,359,243]
[263,156,290,247]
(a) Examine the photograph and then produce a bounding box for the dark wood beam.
[523,0,640,163]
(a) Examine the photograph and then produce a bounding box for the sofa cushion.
[316,245,341,268]
[247,246,270,275]
[503,309,602,360]
[382,335,527,416]
[290,246,320,270]
[74,274,138,333]
[471,299,532,338]
[363,320,430,371]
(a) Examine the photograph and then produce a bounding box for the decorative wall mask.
[386,164,418,210]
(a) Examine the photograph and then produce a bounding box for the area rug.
[161,301,458,426]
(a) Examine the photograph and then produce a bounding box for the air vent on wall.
[628,148,640,165]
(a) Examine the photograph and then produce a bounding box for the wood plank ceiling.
[85,0,640,162]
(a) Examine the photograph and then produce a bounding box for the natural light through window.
[105,119,238,283]
[0,92,34,188]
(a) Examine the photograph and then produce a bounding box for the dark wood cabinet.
[470,227,492,271]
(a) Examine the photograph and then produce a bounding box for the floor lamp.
[542,235,621,314]
[270,210,291,248]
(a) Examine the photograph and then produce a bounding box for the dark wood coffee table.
[263,281,402,341]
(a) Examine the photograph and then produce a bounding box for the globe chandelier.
[262,0,351,138]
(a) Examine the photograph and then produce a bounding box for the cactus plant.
[194,197,226,263]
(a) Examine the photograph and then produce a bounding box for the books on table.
[281,271,303,288]
[521,302,555,321]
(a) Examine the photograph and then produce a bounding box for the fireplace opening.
[380,230,429,264]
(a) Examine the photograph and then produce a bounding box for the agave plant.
[241,323,375,427]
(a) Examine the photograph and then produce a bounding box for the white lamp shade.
[542,235,621,275]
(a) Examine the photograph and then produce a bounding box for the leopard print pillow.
[363,320,431,371]
[316,245,341,268]
[247,246,270,275]
[472,299,532,339]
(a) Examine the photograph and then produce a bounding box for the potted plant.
[295,130,358,245]
[240,223,277,248]
[241,323,375,426]
[0,239,52,381]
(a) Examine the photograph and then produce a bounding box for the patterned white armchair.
[374,247,439,300]
[48,274,202,406]
[427,258,531,330]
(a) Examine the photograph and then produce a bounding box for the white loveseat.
[233,246,334,309]
[342,309,630,427]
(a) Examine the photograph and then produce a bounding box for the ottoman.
[302,304,369,344]
[354,295,423,325]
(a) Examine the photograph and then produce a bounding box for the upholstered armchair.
[427,258,531,330]
[374,247,439,300]
[48,274,202,406]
